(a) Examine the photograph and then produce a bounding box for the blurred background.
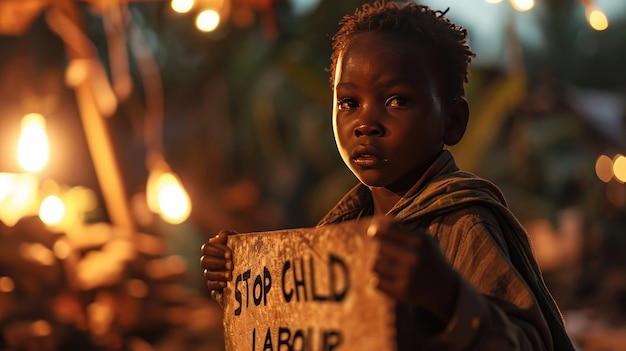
[0,0,624,350]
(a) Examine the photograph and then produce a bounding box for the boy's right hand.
[200,230,235,299]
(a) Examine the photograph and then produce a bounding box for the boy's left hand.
[368,216,460,325]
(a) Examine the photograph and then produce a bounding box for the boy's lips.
[351,145,385,167]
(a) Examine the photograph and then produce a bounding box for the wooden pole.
[53,0,135,235]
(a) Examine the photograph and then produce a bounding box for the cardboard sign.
[220,219,396,351]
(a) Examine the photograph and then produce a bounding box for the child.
[201,1,576,350]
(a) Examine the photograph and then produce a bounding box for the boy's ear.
[443,97,469,146]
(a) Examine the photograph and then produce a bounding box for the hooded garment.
[318,150,575,351]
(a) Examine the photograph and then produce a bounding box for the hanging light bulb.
[196,9,220,32]
[586,6,609,31]
[595,154,613,183]
[146,160,192,224]
[171,0,194,14]
[510,0,534,11]
[17,113,49,172]
[613,154,626,183]
[39,195,65,226]
[156,172,191,224]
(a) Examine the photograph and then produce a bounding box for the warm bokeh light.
[0,173,14,202]
[31,320,52,337]
[53,239,72,260]
[510,0,534,11]
[87,296,115,336]
[126,279,149,298]
[171,0,194,14]
[65,59,89,87]
[147,164,192,224]
[196,9,220,32]
[145,255,187,279]
[485,0,503,3]
[0,276,15,293]
[157,173,191,224]
[20,242,56,266]
[39,195,65,225]
[613,154,626,183]
[595,154,614,183]
[587,8,609,31]
[0,173,39,227]
[18,113,49,172]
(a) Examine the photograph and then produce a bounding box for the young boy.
[201,1,575,350]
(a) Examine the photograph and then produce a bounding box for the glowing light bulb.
[171,0,194,13]
[0,173,14,202]
[157,173,191,224]
[39,195,65,225]
[613,154,626,183]
[18,113,49,172]
[587,8,608,31]
[196,9,220,32]
[31,320,52,337]
[595,154,613,183]
[0,173,39,227]
[510,0,534,11]
[147,163,191,224]
[0,276,15,293]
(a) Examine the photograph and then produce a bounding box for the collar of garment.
[317,149,508,226]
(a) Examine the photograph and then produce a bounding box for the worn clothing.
[318,150,575,351]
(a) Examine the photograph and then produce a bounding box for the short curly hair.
[329,1,475,101]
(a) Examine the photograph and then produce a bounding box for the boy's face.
[332,32,461,194]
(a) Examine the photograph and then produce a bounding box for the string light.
[484,0,609,31]
[17,113,49,173]
[39,195,65,225]
[586,6,609,31]
[146,159,192,225]
[595,154,614,183]
[196,9,220,32]
[595,154,626,185]
[613,154,626,183]
[171,0,194,14]
[510,0,534,12]
[169,0,273,34]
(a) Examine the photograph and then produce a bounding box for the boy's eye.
[386,96,408,108]
[337,98,358,110]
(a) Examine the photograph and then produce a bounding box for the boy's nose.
[354,105,385,137]
[354,122,384,137]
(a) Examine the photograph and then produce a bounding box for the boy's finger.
[204,269,233,282]
[370,221,423,247]
[210,230,237,244]
[367,216,395,237]
[376,275,402,299]
[379,242,420,266]
[200,255,233,271]
[373,254,400,277]
[201,243,232,259]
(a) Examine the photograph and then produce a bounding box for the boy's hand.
[368,216,460,325]
[200,230,235,299]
